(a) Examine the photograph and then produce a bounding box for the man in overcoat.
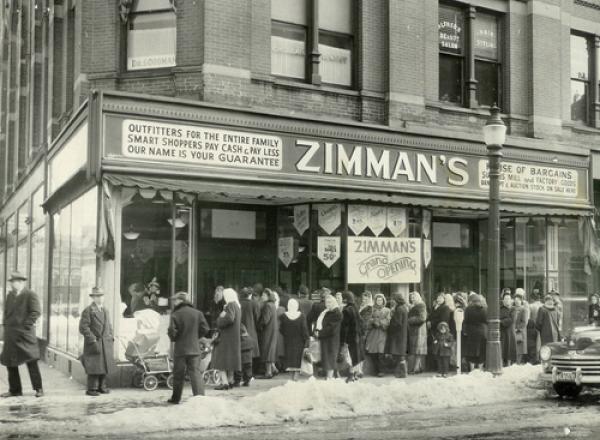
[167,291,209,404]
[79,287,115,396]
[0,271,43,398]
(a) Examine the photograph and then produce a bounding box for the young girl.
[589,294,600,326]
[432,322,454,378]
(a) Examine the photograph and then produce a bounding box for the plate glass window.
[474,13,500,107]
[127,0,176,71]
[570,34,590,123]
[439,4,465,104]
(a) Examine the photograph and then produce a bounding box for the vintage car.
[539,325,600,398]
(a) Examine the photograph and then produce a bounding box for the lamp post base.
[485,339,503,376]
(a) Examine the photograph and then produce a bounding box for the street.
[0,362,597,439]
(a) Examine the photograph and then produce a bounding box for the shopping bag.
[300,349,314,376]
[336,344,352,374]
[308,337,321,363]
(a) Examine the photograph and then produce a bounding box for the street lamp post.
[483,105,506,376]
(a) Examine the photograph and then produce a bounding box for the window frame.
[570,31,594,126]
[122,1,177,74]
[270,0,357,89]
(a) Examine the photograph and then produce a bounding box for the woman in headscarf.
[212,288,242,390]
[386,292,409,378]
[365,293,391,377]
[258,288,279,378]
[279,298,310,381]
[408,291,427,374]
[340,291,364,382]
[315,294,342,380]
[356,291,373,378]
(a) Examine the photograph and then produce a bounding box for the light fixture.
[558,218,568,229]
[504,218,515,229]
[482,104,507,147]
[298,245,306,253]
[151,191,166,204]
[123,224,140,240]
[167,217,186,228]
[526,217,535,229]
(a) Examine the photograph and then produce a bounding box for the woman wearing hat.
[79,287,115,396]
[0,271,44,398]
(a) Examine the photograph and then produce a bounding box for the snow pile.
[85,364,542,435]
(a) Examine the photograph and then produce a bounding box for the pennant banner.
[317,204,341,235]
[368,206,387,236]
[387,207,407,237]
[318,236,341,268]
[348,205,368,235]
[278,236,294,268]
[423,210,432,239]
[293,204,310,236]
[424,239,432,268]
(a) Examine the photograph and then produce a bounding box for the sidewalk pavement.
[0,360,440,418]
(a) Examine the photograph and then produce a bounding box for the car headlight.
[540,346,552,362]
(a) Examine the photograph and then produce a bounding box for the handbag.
[300,349,314,376]
[336,344,352,373]
[308,337,321,363]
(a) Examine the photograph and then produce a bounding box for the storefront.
[37,91,595,383]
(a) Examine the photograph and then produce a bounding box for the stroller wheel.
[166,374,174,390]
[212,370,222,386]
[143,374,159,391]
[202,370,212,384]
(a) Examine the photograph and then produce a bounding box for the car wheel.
[553,382,582,398]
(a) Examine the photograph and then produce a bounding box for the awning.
[102,173,593,217]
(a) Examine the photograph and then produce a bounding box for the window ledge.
[118,68,175,80]
[426,101,503,118]
[565,122,600,134]
[253,74,360,97]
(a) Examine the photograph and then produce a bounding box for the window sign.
[293,205,310,236]
[317,236,341,268]
[439,5,464,54]
[212,209,256,240]
[348,205,368,235]
[278,237,294,268]
[128,11,176,71]
[367,206,386,236]
[271,34,306,79]
[319,42,352,86]
[474,14,498,60]
[317,204,341,235]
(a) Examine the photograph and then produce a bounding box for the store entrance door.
[432,220,479,294]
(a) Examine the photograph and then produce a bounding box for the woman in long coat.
[527,291,543,364]
[463,294,487,370]
[513,291,529,364]
[340,291,364,382]
[357,291,373,377]
[365,293,391,377]
[239,287,260,359]
[536,294,561,345]
[315,294,342,380]
[386,292,409,378]
[279,298,309,381]
[408,291,427,374]
[258,288,279,378]
[212,288,242,389]
[79,287,115,396]
[500,292,517,366]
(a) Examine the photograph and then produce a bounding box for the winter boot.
[395,360,408,378]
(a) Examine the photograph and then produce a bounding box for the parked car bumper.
[539,367,600,386]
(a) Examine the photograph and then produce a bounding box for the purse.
[300,349,314,376]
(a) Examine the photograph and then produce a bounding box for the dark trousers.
[171,355,204,403]
[234,360,253,384]
[7,361,43,394]
[87,374,107,391]
[436,355,450,375]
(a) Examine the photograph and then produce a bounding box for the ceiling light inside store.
[558,218,568,229]
[123,224,140,240]
[151,192,167,204]
[526,218,535,229]
[504,219,515,229]
[167,218,186,228]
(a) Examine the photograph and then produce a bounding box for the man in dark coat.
[387,293,409,378]
[1,271,43,398]
[536,294,561,345]
[500,292,517,366]
[235,288,260,385]
[340,291,364,381]
[79,287,115,396]
[167,292,209,404]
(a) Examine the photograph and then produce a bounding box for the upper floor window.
[127,0,176,71]
[271,0,355,87]
[570,33,591,124]
[439,3,502,109]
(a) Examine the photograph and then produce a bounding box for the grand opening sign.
[347,237,421,284]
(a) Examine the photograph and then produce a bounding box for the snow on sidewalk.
[1,364,543,437]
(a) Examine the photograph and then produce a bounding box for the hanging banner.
[317,204,341,235]
[387,207,407,237]
[424,239,432,268]
[278,236,294,268]
[348,205,368,235]
[368,206,387,236]
[423,210,432,238]
[317,236,341,268]
[293,204,310,236]
[347,237,421,284]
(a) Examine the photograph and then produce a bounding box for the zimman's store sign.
[103,117,589,203]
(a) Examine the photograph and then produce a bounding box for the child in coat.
[432,321,454,378]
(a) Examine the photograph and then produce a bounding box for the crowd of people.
[197,283,574,391]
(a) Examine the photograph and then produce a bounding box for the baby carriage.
[122,309,173,391]
[201,334,223,386]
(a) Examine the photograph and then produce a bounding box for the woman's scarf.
[285,298,301,320]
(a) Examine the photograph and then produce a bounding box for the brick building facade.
[0,0,599,384]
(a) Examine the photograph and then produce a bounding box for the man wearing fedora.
[0,271,44,398]
[79,287,115,396]
[167,291,209,404]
